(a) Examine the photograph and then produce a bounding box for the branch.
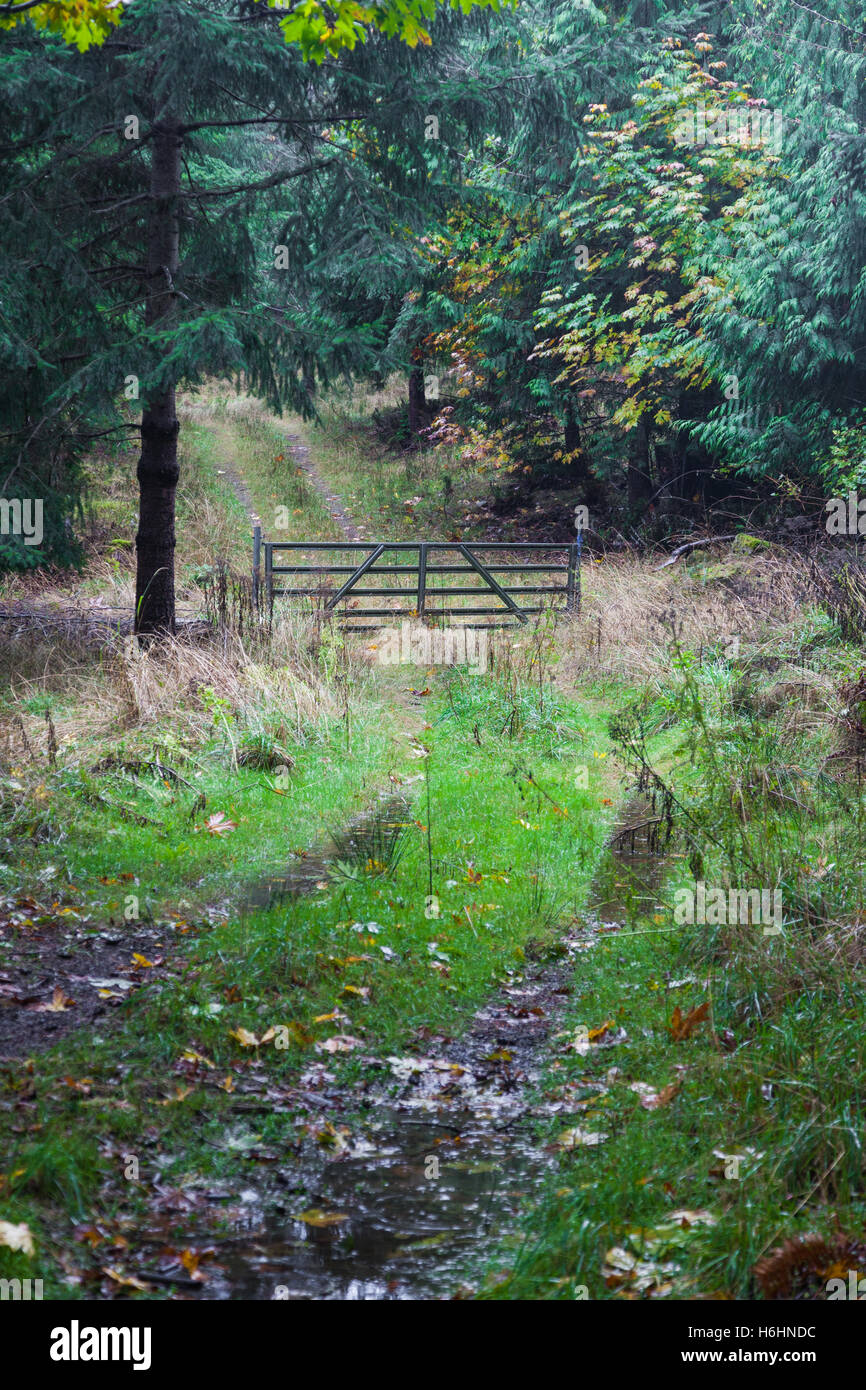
[0,0,55,12]
[179,157,338,200]
[652,535,737,571]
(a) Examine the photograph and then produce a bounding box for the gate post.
[417,542,428,619]
[252,524,262,611]
[566,540,581,615]
[264,537,273,616]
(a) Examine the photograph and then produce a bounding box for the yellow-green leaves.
[0,1,123,52]
[5,0,512,64]
[270,0,511,65]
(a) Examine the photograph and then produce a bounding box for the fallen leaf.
[206,812,238,836]
[180,1049,214,1069]
[339,984,370,1001]
[588,1019,616,1042]
[229,1027,261,1047]
[602,1245,678,1294]
[102,1266,152,1291]
[667,1209,717,1229]
[556,1126,608,1149]
[294,1208,350,1227]
[159,1085,194,1105]
[35,986,75,1012]
[0,1220,34,1256]
[284,1021,315,1046]
[631,1079,682,1110]
[668,1002,710,1041]
[180,1249,206,1280]
[316,1034,364,1053]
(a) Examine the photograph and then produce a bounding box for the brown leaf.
[205,812,237,836]
[668,1001,709,1041]
[35,986,75,1012]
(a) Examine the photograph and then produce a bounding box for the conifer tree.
[0,0,508,628]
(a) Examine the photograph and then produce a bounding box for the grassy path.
[3,399,865,1304]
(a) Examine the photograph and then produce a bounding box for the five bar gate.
[252,531,581,628]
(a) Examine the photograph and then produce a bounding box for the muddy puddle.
[245,795,413,908]
[193,799,669,1300]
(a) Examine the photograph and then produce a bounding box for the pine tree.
[0,0,509,627]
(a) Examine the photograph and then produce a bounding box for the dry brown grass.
[553,547,812,686]
[0,601,349,773]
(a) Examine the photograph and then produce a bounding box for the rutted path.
[167,803,664,1300]
[207,414,362,541]
[282,429,364,542]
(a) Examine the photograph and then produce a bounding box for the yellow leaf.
[102,1266,152,1291]
[36,986,75,1012]
[294,1208,350,1227]
[229,1027,260,1047]
[588,1019,616,1042]
[181,1049,214,1068]
[339,984,370,1000]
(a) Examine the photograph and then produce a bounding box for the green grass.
[0,659,618,1296]
[178,390,344,542]
[478,647,866,1300]
[3,388,865,1304]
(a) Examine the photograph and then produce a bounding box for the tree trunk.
[135,118,182,636]
[407,344,426,439]
[626,418,653,510]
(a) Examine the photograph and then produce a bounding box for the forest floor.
[1,385,865,1301]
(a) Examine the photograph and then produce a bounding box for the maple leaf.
[631,1078,682,1109]
[35,986,75,1012]
[668,1002,710,1041]
[316,1034,364,1053]
[205,812,238,836]
[0,1220,34,1257]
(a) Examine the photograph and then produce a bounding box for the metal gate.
[252,532,581,629]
